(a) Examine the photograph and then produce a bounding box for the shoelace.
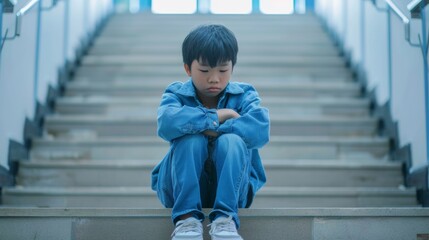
[208,216,237,235]
[172,219,203,237]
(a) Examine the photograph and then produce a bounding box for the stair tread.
[4,186,416,196]
[33,136,389,144]
[45,114,376,122]
[57,96,369,105]
[21,159,402,169]
[0,207,427,217]
[81,56,344,66]
[67,81,358,89]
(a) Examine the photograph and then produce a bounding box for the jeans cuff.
[172,209,205,224]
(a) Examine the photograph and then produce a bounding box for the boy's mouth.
[207,87,221,92]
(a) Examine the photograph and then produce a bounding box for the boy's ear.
[184,64,191,76]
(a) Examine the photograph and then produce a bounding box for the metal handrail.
[408,0,429,18]
[4,0,40,40]
[385,0,412,43]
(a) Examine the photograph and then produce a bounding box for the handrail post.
[34,0,42,104]
[252,0,260,13]
[387,8,392,101]
[419,1,429,190]
[140,0,151,12]
[0,2,3,47]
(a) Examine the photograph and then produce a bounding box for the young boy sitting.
[151,24,270,240]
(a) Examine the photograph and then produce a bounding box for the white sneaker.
[172,217,203,240]
[209,216,243,240]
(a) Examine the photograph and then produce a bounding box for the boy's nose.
[208,74,220,83]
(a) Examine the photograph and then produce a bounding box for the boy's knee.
[216,134,246,151]
[214,134,249,167]
[171,134,208,167]
[174,134,207,148]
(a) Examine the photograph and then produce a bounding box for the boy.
[151,24,270,240]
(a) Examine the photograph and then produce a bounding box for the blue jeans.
[156,133,251,228]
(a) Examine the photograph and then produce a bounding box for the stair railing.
[385,0,415,45]
[405,0,429,193]
[0,0,39,53]
[373,0,429,200]
[386,0,429,170]
[368,0,428,188]
[3,0,39,39]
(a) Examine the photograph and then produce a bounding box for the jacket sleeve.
[217,86,270,149]
[157,89,220,142]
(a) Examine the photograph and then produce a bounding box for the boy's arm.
[157,91,219,142]
[217,87,270,149]
[203,109,240,137]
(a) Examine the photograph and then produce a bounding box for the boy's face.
[185,59,232,100]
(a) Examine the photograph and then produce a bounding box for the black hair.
[182,24,238,69]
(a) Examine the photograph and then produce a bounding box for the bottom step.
[2,186,418,208]
[0,208,428,240]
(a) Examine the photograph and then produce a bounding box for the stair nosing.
[19,159,402,170]
[0,207,427,217]
[4,186,416,197]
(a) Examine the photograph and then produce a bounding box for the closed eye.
[199,69,209,73]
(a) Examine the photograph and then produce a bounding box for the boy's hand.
[217,109,240,123]
[203,130,219,137]
[202,109,239,137]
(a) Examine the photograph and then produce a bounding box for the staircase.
[1,13,428,239]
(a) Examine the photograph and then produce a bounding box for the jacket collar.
[176,79,244,97]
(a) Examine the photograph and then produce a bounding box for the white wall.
[0,0,113,171]
[316,0,428,172]
[0,0,39,169]
[66,0,85,63]
[344,0,362,66]
[37,0,66,103]
[363,0,389,104]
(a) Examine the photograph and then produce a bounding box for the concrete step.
[17,159,404,188]
[99,23,326,32]
[2,186,418,208]
[72,75,355,85]
[96,25,329,35]
[102,20,326,29]
[107,12,320,21]
[88,44,341,56]
[73,65,354,79]
[43,115,378,138]
[0,207,427,240]
[64,81,361,98]
[81,55,345,67]
[93,36,334,46]
[55,96,370,117]
[97,29,332,38]
[30,136,389,161]
[102,26,327,37]
[105,19,323,28]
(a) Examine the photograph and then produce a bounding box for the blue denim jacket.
[152,79,270,204]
